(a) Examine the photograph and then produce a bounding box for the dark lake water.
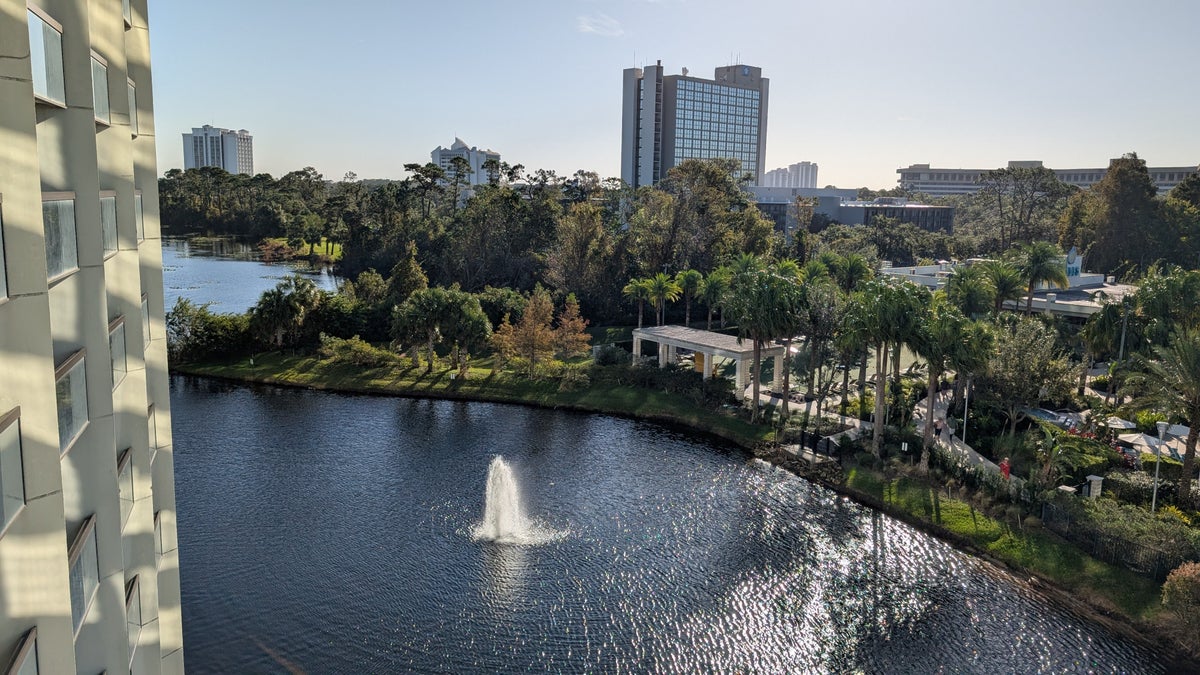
[172,376,1168,673]
[162,237,340,314]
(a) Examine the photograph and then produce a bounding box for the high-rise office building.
[1,0,183,672]
[762,161,818,188]
[182,125,254,174]
[431,138,501,186]
[621,61,769,188]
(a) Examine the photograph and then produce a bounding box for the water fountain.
[473,455,562,545]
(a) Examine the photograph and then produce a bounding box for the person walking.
[999,457,1011,480]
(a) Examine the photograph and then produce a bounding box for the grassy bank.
[174,352,773,448]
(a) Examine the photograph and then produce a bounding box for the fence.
[1040,502,1177,581]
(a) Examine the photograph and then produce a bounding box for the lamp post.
[1152,420,1169,513]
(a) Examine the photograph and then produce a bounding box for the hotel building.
[621,61,769,188]
[0,0,183,672]
[431,138,501,187]
[182,125,253,175]
[761,161,818,189]
[897,160,1199,197]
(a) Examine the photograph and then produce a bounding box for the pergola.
[631,325,786,396]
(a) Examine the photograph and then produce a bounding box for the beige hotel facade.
[0,0,183,672]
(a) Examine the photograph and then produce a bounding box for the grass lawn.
[176,352,774,448]
[845,467,1164,621]
[263,236,343,261]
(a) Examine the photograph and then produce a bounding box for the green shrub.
[1103,470,1172,506]
[1135,410,1168,434]
[316,334,399,368]
[166,298,254,363]
[1163,562,1200,638]
[1091,374,1110,391]
[1142,453,1184,481]
[592,344,630,367]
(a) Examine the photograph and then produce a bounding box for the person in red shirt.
[999,457,1011,480]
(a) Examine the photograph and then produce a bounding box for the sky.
[149,0,1200,190]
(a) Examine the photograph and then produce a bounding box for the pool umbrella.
[1105,416,1136,429]
[1117,432,1162,452]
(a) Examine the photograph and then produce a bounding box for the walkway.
[912,389,998,473]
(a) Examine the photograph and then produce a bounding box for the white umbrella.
[1117,432,1162,452]
[1105,416,1136,429]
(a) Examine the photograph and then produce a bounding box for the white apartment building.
[431,138,500,186]
[1,0,183,672]
[182,125,254,175]
[621,61,770,188]
[762,161,818,188]
[897,160,1199,197]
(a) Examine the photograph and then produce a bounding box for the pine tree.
[554,294,591,359]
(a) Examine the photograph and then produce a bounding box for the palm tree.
[251,287,293,348]
[773,260,807,417]
[912,294,966,471]
[646,272,682,326]
[675,269,703,327]
[699,268,731,330]
[830,253,873,294]
[392,287,452,370]
[725,257,791,422]
[944,265,994,318]
[854,279,898,457]
[622,278,652,329]
[981,260,1024,314]
[1129,328,1200,506]
[1018,241,1069,314]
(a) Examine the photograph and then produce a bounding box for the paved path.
[912,390,1002,474]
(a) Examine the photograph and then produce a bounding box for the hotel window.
[153,511,163,567]
[42,196,77,280]
[27,7,64,105]
[100,192,117,256]
[147,404,157,453]
[54,350,88,453]
[127,80,138,136]
[1,200,7,300]
[122,0,131,26]
[140,294,150,346]
[0,408,26,535]
[90,53,110,125]
[109,317,126,389]
[3,627,38,675]
[125,576,142,666]
[117,448,133,530]
[134,192,144,242]
[68,515,99,636]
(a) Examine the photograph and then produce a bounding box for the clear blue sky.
[150,0,1200,190]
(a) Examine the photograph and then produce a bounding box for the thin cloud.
[577,13,625,37]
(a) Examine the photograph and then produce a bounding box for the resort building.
[747,188,953,239]
[182,125,254,175]
[881,247,1135,320]
[431,138,501,186]
[1,0,183,672]
[896,160,1199,197]
[761,161,818,189]
[621,61,769,188]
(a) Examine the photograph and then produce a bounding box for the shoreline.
[172,357,1197,669]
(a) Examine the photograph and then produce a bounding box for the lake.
[171,376,1167,673]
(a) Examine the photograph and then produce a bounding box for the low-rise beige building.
[0,0,183,672]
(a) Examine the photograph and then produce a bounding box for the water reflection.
[172,377,1170,674]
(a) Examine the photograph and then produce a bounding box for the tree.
[249,275,320,348]
[976,166,1072,249]
[439,288,491,373]
[977,317,1075,436]
[1168,173,1200,209]
[912,294,967,470]
[509,287,557,377]
[392,287,452,370]
[646,272,682,326]
[622,278,652,329]
[1162,562,1200,636]
[724,256,791,422]
[980,260,1024,314]
[699,268,731,330]
[1063,153,1159,274]
[944,264,994,318]
[1018,241,1069,313]
[1128,328,1200,506]
[386,241,429,307]
[675,269,703,327]
[554,294,591,359]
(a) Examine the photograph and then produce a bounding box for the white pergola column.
[658,342,667,369]
[702,352,714,380]
[772,354,784,391]
[667,345,677,366]
[632,337,642,364]
[735,358,749,395]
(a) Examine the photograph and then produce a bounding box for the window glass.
[0,413,25,532]
[117,449,133,530]
[110,322,126,388]
[141,296,151,346]
[122,0,131,24]
[126,578,141,664]
[100,195,117,255]
[127,81,138,135]
[134,193,144,241]
[91,57,110,124]
[68,518,99,635]
[1,205,7,299]
[42,199,77,279]
[153,511,163,565]
[147,404,157,452]
[55,355,88,451]
[27,10,64,104]
[8,628,38,675]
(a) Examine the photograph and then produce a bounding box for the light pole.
[962,376,971,446]
[1152,420,1169,513]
